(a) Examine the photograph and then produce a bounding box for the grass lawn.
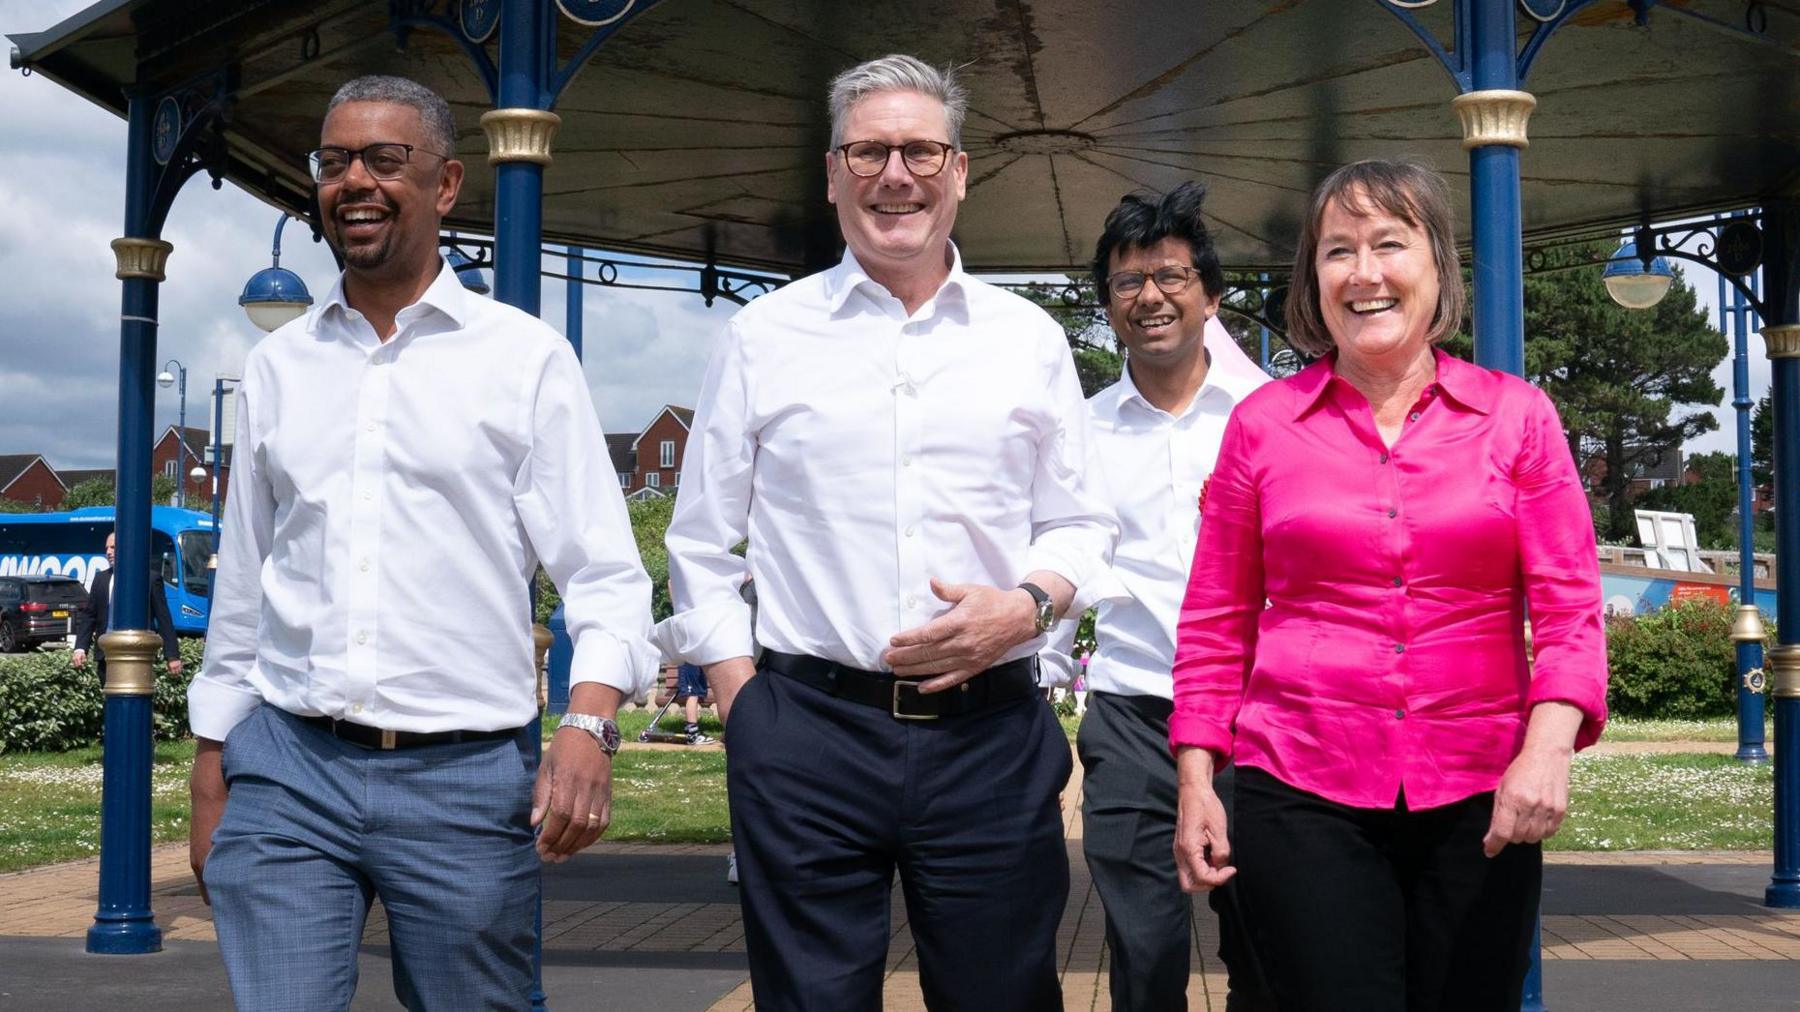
[1552,752,1774,851]
[1599,716,1772,743]
[1,714,1777,874]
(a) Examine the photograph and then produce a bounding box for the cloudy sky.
[0,0,1762,473]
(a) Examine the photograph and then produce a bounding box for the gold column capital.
[111,237,174,282]
[1732,604,1767,643]
[98,629,163,695]
[1763,323,1800,359]
[481,109,561,166]
[1451,89,1536,150]
[1765,643,1800,699]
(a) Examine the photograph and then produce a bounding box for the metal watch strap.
[561,713,621,756]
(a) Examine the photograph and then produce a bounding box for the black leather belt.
[299,713,521,751]
[761,650,1039,720]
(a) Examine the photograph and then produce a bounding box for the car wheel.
[0,621,16,654]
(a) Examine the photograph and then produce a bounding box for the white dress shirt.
[189,261,656,739]
[1044,339,1268,698]
[659,248,1118,671]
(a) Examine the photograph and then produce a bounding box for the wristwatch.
[1018,582,1056,634]
[560,713,622,756]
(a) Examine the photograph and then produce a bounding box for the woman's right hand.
[1173,747,1238,893]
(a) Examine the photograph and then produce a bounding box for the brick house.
[607,406,694,498]
[0,454,66,509]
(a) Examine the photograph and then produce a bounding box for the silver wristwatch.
[1018,582,1056,634]
[560,713,622,756]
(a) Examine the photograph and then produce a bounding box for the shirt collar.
[1291,347,1494,419]
[823,243,970,317]
[1110,351,1262,420]
[307,258,472,338]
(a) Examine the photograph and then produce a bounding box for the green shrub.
[0,638,201,753]
[1604,598,1745,719]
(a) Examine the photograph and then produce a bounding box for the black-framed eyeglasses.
[833,139,956,178]
[1105,265,1201,301]
[307,143,447,184]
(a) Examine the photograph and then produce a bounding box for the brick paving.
[2,743,1795,1010]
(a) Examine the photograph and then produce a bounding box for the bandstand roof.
[11,0,1800,275]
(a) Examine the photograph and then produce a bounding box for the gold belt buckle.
[380,728,397,750]
[891,679,938,720]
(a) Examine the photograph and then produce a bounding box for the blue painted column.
[566,246,584,357]
[1762,198,1800,909]
[1728,246,1770,764]
[88,91,168,955]
[486,2,559,1005]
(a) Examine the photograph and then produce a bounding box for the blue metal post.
[1467,0,1525,376]
[493,2,555,1005]
[88,90,164,956]
[566,246,584,358]
[211,379,226,552]
[1765,198,1800,909]
[1729,245,1769,764]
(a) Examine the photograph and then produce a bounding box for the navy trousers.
[726,666,1073,1012]
[1076,691,1275,1012]
[205,705,539,1011]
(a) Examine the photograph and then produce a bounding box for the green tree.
[61,474,192,511]
[62,477,115,509]
[1752,391,1773,490]
[533,493,677,625]
[1636,450,1737,549]
[1522,245,1725,542]
[1015,278,1120,396]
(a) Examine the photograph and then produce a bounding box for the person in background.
[72,532,183,682]
[1171,159,1608,1011]
[1043,181,1274,1012]
[674,661,716,745]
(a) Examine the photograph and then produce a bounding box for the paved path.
[3,745,1797,1010]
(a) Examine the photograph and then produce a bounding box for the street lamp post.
[155,359,188,508]
[208,377,237,553]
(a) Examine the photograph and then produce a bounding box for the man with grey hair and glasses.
[187,74,655,1009]
[662,54,1117,1010]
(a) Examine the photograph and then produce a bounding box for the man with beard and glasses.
[187,74,655,1010]
[660,54,1117,1011]
[1043,182,1275,1012]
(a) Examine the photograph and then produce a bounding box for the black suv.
[0,576,91,652]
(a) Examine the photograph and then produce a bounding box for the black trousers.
[1075,691,1274,1012]
[725,663,1073,1012]
[1232,765,1541,1012]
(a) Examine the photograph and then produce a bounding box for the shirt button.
[356,631,369,645]
[1394,709,1405,719]
[1379,452,1390,464]
[351,702,364,715]
[365,422,377,433]
[360,559,371,572]
[1393,643,1405,654]
[1387,508,1398,518]
[362,491,373,502]
[901,454,913,467]
[905,595,919,608]
[1392,577,1402,587]
[1408,412,1420,422]
[904,525,916,537]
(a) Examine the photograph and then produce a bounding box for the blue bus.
[0,506,216,635]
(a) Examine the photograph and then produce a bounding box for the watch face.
[599,719,622,753]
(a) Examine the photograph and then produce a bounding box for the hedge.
[0,638,200,753]
[1604,598,1752,720]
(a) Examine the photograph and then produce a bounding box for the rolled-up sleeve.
[514,341,658,699]
[1514,388,1609,749]
[662,318,758,665]
[188,380,275,741]
[1025,326,1121,613]
[1169,410,1263,761]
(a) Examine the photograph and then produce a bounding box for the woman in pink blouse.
[1169,160,1608,1011]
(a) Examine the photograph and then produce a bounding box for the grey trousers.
[1076,690,1275,1012]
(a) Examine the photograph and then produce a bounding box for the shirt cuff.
[186,678,264,741]
[657,600,756,667]
[1167,709,1233,765]
[1527,667,1609,751]
[1024,542,1122,615]
[569,631,659,702]
[1038,649,1077,688]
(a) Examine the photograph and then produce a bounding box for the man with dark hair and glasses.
[188,74,656,1009]
[661,53,1117,1011]
[1040,181,1275,1011]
